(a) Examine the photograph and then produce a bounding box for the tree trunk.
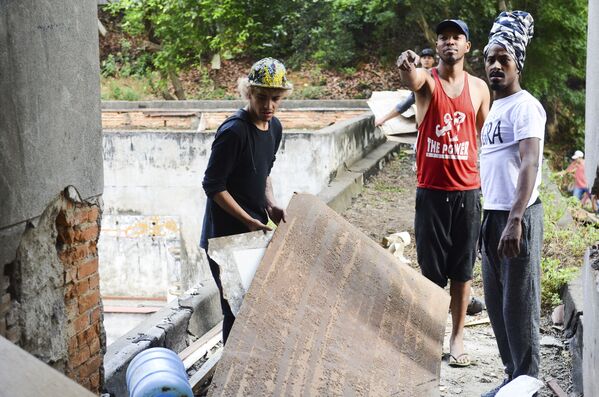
[498,0,508,11]
[416,12,436,48]
[168,69,186,100]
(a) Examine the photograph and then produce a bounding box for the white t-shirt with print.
[480,90,546,211]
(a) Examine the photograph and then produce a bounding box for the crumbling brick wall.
[0,187,105,394]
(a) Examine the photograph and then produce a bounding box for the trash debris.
[495,375,544,397]
[540,335,564,348]
[208,231,274,316]
[381,231,411,264]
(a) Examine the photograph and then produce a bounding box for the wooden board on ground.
[208,193,450,396]
[0,336,96,397]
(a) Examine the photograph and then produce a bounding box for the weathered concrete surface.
[0,0,103,230]
[103,283,221,396]
[209,194,450,396]
[583,246,599,396]
[585,0,599,189]
[101,113,384,291]
[563,273,584,395]
[13,195,69,369]
[102,99,369,110]
[99,215,184,298]
[318,140,402,213]
[0,336,96,397]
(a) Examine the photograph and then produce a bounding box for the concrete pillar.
[585,0,599,189]
[583,248,599,396]
[0,0,104,393]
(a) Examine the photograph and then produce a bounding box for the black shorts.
[414,188,481,287]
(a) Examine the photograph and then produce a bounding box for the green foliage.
[539,172,599,308]
[541,257,579,307]
[292,86,328,100]
[103,0,588,149]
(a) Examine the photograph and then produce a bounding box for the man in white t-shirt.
[479,11,546,397]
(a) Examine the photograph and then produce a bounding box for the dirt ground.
[341,147,575,397]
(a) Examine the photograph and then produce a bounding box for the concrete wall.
[100,113,382,297]
[102,99,369,110]
[0,1,105,393]
[586,0,599,189]
[583,247,599,396]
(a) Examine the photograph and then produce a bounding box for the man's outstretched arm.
[397,50,429,92]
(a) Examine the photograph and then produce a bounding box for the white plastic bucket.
[126,347,193,397]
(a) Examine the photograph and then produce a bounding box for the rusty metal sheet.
[209,193,449,396]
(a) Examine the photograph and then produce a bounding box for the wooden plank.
[178,321,223,369]
[546,378,568,397]
[465,317,491,327]
[0,336,96,397]
[208,193,450,396]
[190,347,223,393]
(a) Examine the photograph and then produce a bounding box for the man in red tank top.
[398,19,490,368]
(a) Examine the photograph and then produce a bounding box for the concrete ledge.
[583,246,599,396]
[103,282,221,396]
[318,140,403,213]
[564,273,584,395]
[102,99,369,111]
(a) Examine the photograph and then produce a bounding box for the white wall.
[100,113,381,297]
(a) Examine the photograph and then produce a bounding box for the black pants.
[206,252,236,344]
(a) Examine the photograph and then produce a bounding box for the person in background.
[479,11,544,396]
[375,48,436,127]
[565,150,592,205]
[200,58,291,343]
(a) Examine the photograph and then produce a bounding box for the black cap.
[420,48,435,57]
[436,19,470,40]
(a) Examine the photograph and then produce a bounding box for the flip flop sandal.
[448,353,471,367]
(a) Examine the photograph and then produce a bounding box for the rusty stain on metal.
[208,193,449,396]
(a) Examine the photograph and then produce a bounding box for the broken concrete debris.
[208,193,450,396]
[381,231,412,264]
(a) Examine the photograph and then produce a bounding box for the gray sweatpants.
[481,202,543,379]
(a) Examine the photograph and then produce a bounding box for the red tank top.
[416,68,480,190]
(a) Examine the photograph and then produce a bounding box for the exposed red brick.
[64,284,76,300]
[75,278,89,296]
[78,354,102,379]
[77,257,98,280]
[72,206,100,225]
[73,312,90,334]
[65,299,78,322]
[79,290,100,314]
[90,306,102,324]
[90,372,100,390]
[68,336,78,356]
[71,345,91,367]
[73,224,99,243]
[59,244,91,264]
[65,267,78,284]
[88,273,100,291]
[89,337,100,355]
